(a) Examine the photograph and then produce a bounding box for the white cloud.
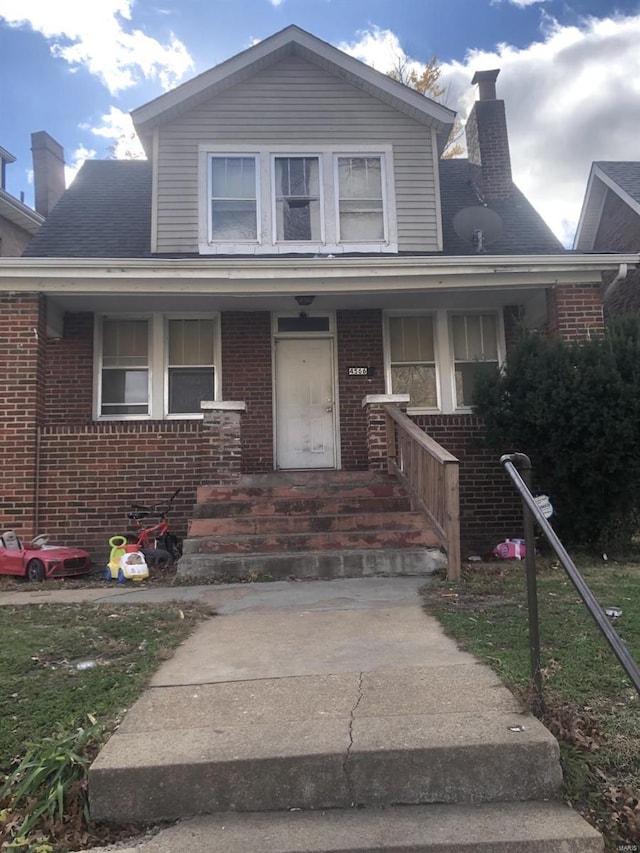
[269,0,285,5]
[65,144,97,186]
[87,106,146,159]
[0,0,194,94]
[493,0,547,7]
[341,17,640,247]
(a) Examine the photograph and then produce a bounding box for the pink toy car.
[0,530,91,581]
[493,538,526,560]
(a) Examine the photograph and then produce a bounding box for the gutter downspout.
[602,263,628,303]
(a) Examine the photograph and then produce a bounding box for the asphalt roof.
[23,157,563,259]
[595,161,640,206]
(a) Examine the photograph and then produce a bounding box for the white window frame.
[334,154,389,246]
[198,144,397,255]
[383,309,505,415]
[94,313,221,421]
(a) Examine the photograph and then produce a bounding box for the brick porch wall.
[546,283,604,340]
[221,311,273,473]
[337,309,385,470]
[45,313,94,425]
[412,415,523,555]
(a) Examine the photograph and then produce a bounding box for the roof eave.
[0,189,45,235]
[132,25,456,145]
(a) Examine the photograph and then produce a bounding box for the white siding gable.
[153,55,440,255]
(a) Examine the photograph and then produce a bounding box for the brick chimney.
[465,69,513,200]
[31,131,66,216]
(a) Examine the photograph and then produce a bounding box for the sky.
[1,0,639,248]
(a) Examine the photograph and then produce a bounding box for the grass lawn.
[422,559,640,849]
[0,601,212,852]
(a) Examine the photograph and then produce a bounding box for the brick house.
[1,26,636,571]
[574,161,640,318]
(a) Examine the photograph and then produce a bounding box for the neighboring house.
[0,26,636,558]
[0,132,64,256]
[574,161,640,318]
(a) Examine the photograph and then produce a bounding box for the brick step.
[176,548,444,581]
[182,527,438,556]
[188,511,427,537]
[197,478,408,504]
[192,495,412,519]
[129,802,603,852]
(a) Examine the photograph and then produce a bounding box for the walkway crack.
[343,671,364,806]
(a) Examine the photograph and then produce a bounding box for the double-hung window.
[388,315,438,409]
[210,156,257,242]
[274,156,321,242]
[337,156,384,242]
[451,313,499,408]
[96,315,219,419]
[200,145,396,253]
[385,311,503,413]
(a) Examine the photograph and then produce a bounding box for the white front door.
[275,337,336,469]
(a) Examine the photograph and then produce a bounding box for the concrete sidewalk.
[3,577,598,852]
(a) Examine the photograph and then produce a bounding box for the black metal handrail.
[501,452,640,713]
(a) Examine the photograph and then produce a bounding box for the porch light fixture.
[295,295,316,306]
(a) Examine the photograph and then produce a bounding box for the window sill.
[199,242,398,255]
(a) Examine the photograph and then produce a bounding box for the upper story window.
[274,156,321,242]
[199,145,397,254]
[96,314,220,420]
[337,156,384,242]
[210,156,257,242]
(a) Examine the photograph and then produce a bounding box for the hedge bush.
[472,315,640,551]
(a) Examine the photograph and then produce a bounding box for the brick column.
[546,284,604,341]
[362,394,410,471]
[0,292,47,537]
[201,401,246,485]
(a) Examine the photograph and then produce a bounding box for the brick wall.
[546,283,604,340]
[36,421,238,554]
[221,311,273,472]
[0,292,46,537]
[336,310,385,469]
[45,313,93,424]
[593,190,640,319]
[412,414,523,554]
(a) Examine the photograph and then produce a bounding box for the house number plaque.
[348,366,373,376]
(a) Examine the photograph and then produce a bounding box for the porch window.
[337,156,384,242]
[451,313,499,408]
[274,157,321,242]
[100,319,149,416]
[97,314,220,420]
[210,156,257,241]
[388,316,437,408]
[167,319,215,414]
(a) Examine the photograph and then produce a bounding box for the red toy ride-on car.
[0,530,91,582]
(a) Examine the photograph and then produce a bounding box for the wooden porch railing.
[384,405,461,581]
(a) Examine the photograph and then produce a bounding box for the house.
[0,132,65,256]
[574,161,640,317]
[1,26,636,572]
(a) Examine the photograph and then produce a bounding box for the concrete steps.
[137,802,603,852]
[178,471,442,581]
[86,581,603,852]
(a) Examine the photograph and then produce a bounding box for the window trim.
[198,144,397,254]
[94,312,221,421]
[383,309,505,415]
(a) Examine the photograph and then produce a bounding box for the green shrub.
[473,316,640,550]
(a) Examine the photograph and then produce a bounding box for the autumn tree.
[388,55,464,158]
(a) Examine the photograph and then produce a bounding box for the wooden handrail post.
[444,461,461,581]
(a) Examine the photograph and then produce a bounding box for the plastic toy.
[104,535,149,583]
[493,538,526,560]
[0,530,91,582]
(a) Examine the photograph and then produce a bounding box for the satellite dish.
[453,206,503,253]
